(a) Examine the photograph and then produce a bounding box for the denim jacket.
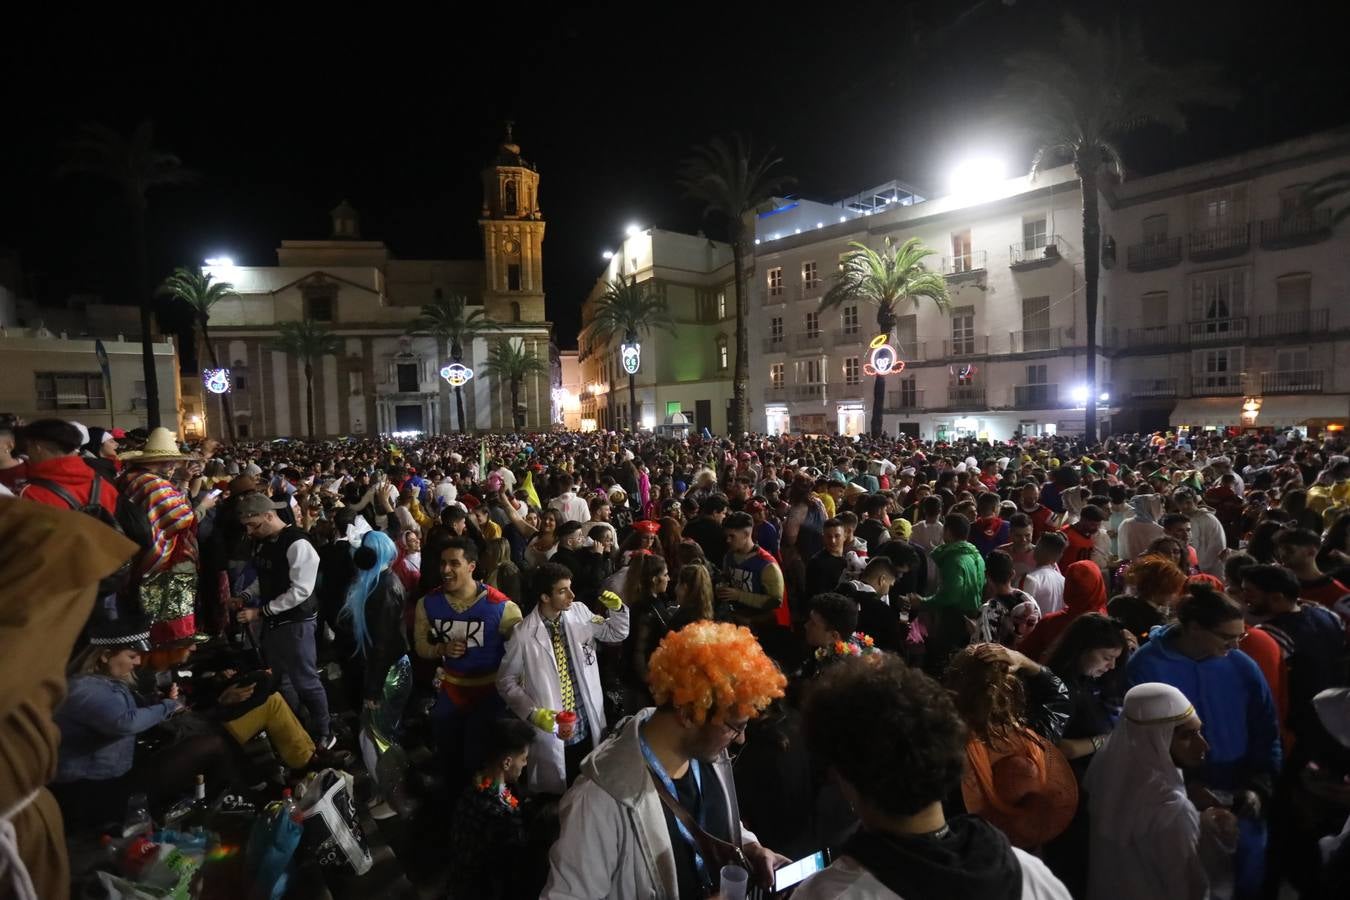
[54,674,180,782]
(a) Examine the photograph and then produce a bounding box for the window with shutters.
[767,267,783,297]
[1141,291,1169,326]
[842,305,859,334]
[895,315,918,354]
[1142,214,1170,244]
[717,291,726,319]
[1193,348,1244,390]
[1021,296,1051,350]
[844,357,861,385]
[951,306,975,355]
[397,363,419,392]
[805,311,820,337]
[770,363,784,388]
[35,372,105,410]
[1275,274,1311,313]
[1026,364,1048,384]
[951,230,974,272]
[1276,347,1310,372]
[899,377,917,406]
[800,359,822,384]
[802,260,820,290]
[1190,268,1247,323]
[717,335,728,371]
[1189,184,1249,228]
[1022,218,1047,251]
[770,317,784,344]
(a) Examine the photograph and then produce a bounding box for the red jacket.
[18,455,120,519]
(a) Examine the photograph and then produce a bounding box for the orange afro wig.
[646,620,786,726]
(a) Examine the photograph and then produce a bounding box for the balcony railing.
[764,385,787,403]
[833,328,866,345]
[831,381,866,401]
[1188,223,1251,261]
[1259,209,1333,249]
[762,288,787,306]
[1123,323,1188,348]
[1009,327,1063,353]
[885,389,926,413]
[1260,370,1324,394]
[1191,376,1245,397]
[1014,383,1060,408]
[1130,377,1179,399]
[947,385,987,409]
[1188,317,1249,343]
[1256,309,1328,338]
[791,382,826,402]
[943,335,989,358]
[793,332,825,352]
[1009,236,1063,268]
[1126,237,1183,271]
[941,250,988,277]
[894,339,929,362]
[761,336,787,353]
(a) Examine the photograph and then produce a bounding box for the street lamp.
[625,223,641,237]
[602,250,614,260]
[947,157,1007,200]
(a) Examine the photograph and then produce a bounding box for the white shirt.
[549,491,591,524]
[1023,563,1066,616]
[1187,508,1228,577]
[793,850,1070,900]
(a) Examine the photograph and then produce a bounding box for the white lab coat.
[1187,509,1228,577]
[497,602,630,795]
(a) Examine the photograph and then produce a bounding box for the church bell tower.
[479,123,545,324]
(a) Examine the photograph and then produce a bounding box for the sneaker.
[316,734,338,751]
[309,746,355,771]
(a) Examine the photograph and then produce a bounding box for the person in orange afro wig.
[646,619,788,728]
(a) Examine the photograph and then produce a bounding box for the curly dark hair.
[943,645,1026,750]
[803,656,967,817]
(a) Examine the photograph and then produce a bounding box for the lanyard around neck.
[638,726,708,883]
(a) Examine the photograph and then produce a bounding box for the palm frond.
[157,266,238,318]
[819,237,949,322]
[677,134,794,231]
[267,320,343,362]
[480,338,550,381]
[584,275,678,346]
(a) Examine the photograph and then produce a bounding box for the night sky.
[2,0,1343,350]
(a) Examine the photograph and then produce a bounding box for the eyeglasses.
[721,719,750,739]
[1207,627,1245,647]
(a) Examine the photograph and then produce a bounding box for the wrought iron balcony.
[1188,317,1249,343]
[943,335,989,358]
[947,385,987,409]
[1129,377,1179,399]
[791,382,826,402]
[762,287,787,307]
[1259,209,1333,250]
[885,389,926,413]
[1191,375,1245,397]
[1256,309,1328,338]
[1014,383,1060,408]
[1126,237,1183,271]
[793,332,825,352]
[831,381,866,401]
[764,385,787,403]
[1009,327,1063,353]
[833,328,866,345]
[1123,323,1189,349]
[1009,236,1063,269]
[1260,370,1324,394]
[761,336,787,353]
[941,250,988,279]
[1188,223,1251,261]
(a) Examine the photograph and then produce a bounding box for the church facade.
[199,129,552,438]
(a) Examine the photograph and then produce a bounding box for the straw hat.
[119,427,197,464]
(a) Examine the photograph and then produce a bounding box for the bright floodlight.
[625,223,641,237]
[602,250,614,260]
[204,256,234,267]
[1070,385,1089,405]
[948,157,1007,198]
[1099,391,1111,403]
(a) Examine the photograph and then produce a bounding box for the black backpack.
[24,473,139,596]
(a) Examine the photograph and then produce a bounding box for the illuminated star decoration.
[620,342,641,375]
[862,334,905,377]
[440,363,474,387]
[202,368,232,394]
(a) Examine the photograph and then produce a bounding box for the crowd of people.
[3,410,1350,899]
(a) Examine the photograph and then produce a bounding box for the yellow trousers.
[221,691,315,770]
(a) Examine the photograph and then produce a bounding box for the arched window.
[504,179,518,215]
[717,334,729,371]
[510,301,521,322]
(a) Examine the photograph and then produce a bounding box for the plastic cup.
[555,710,577,740]
[720,864,749,900]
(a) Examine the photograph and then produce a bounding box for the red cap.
[110,428,127,439]
[633,520,661,535]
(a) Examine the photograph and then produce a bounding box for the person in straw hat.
[117,428,218,647]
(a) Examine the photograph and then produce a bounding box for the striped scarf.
[120,470,198,575]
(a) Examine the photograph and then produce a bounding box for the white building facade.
[578,229,737,434]
[748,129,1350,439]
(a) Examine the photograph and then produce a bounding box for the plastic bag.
[295,769,373,876]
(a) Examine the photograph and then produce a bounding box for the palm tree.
[59,122,195,430]
[1302,173,1350,225]
[584,274,677,431]
[821,237,950,438]
[266,321,342,438]
[480,338,549,432]
[158,267,240,441]
[1006,15,1233,443]
[678,135,793,435]
[407,292,500,433]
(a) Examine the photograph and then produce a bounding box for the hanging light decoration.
[620,342,641,375]
[863,334,905,377]
[440,363,475,387]
[202,368,232,394]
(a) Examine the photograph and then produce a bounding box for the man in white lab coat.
[497,561,629,795]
